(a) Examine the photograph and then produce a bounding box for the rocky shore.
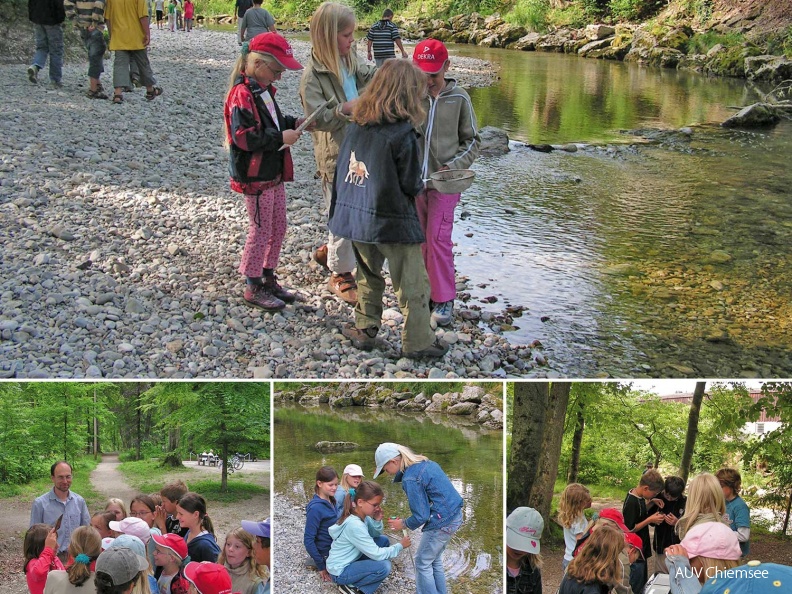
[0,28,556,379]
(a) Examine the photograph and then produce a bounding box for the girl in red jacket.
[24,524,65,594]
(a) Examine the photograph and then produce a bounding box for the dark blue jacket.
[303,495,337,571]
[186,531,220,563]
[29,0,65,25]
[329,120,424,244]
[394,459,463,531]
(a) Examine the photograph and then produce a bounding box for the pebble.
[0,28,546,379]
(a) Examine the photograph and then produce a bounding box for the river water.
[274,402,503,593]
[448,45,792,378]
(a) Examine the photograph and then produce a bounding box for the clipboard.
[279,99,334,150]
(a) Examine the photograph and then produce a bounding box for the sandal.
[112,94,123,104]
[145,86,163,101]
[87,89,109,100]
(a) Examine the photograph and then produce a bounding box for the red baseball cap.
[412,39,449,73]
[597,508,631,533]
[249,33,303,71]
[183,562,234,594]
[152,533,188,561]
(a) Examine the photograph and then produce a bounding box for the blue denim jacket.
[394,460,463,531]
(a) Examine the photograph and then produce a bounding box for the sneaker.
[431,300,454,326]
[263,275,296,303]
[403,338,449,359]
[27,65,39,83]
[243,284,285,311]
[341,324,377,351]
[313,244,329,270]
[328,272,357,305]
[337,586,360,594]
[47,81,63,90]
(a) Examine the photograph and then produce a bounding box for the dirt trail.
[0,456,270,594]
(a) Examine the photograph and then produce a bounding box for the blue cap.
[241,518,270,538]
[373,443,401,479]
[700,561,792,594]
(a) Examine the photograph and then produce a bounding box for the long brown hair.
[23,524,51,573]
[178,492,215,536]
[353,60,427,128]
[337,480,383,525]
[566,525,623,586]
[558,483,591,528]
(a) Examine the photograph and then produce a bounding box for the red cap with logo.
[249,32,303,70]
[412,39,449,74]
[183,562,235,594]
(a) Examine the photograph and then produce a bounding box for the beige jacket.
[298,51,376,178]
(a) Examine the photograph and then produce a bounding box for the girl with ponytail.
[326,481,410,594]
[43,525,102,593]
[176,493,220,562]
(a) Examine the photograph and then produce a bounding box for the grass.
[0,456,103,507]
[686,30,745,54]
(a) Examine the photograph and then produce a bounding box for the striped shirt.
[64,0,105,27]
[366,20,400,59]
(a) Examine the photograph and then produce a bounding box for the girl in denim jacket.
[374,443,463,594]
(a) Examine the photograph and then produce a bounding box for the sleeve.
[27,548,64,584]
[365,517,384,538]
[265,10,274,28]
[391,24,400,40]
[401,474,432,531]
[80,498,91,526]
[447,92,480,170]
[347,520,402,561]
[63,0,76,20]
[734,500,751,529]
[622,496,639,531]
[300,70,346,134]
[666,555,704,594]
[30,498,44,526]
[227,86,283,152]
[736,525,750,542]
[394,131,424,201]
[137,0,147,18]
[302,507,326,570]
[94,0,106,25]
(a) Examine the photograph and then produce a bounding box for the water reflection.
[274,403,503,593]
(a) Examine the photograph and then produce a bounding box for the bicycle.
[217,458,235,474]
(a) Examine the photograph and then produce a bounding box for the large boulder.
[648,46,684,68]
[510,32,541,51]
[536,30,573,53]
[315,441,359,453]
[478,126,510,156]
[578,37,614,58]
[585,24,615,41]
[447,402,478,415]
[722,103,781,128]
[744,55,792,84]
[658,27,692,51]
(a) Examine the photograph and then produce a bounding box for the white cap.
[343,464,364,477]
[506,507,543,553]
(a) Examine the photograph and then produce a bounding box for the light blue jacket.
[335,485,348,516]
[666,554,703,594]
[326,515,402,577]
[394,460,463,531]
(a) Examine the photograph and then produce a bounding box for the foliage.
[506,0,549,32]
[686,31,745,54]
[0,455,102,505]
[609,0,664,21]
[765,26,792,59]
[547,2,589,29]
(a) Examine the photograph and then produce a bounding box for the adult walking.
[64,0,109,99]
[27,0,66,87]
[234,0,252,42]
[365,8,407,67]
[30,461,91,563]
[238,0,276,43]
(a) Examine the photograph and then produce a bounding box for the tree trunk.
[783,487,792,535]
[679,382,706,482]
[162,453,183,467]
[532,383,571,523]
[507,383,548,512]
[567,405,585,483]
[220,438,228,493]
[136,385,142,461]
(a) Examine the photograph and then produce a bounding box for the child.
[328,59,448,359]
[183,0,193,31]
[335,463,365,515]
[327,480,409,594]
[130,495,164,571]
[176,493,220,562]
[95,547,148,594]
[152,533,190,594]
[155,0,163,29]
[653,475,687,574]
[105,498,128,522]
[715,467,751,557]
[183,562,234,594]
[218,527,268,594]
[558,483,591,571]
[505,507,542,594]
[676,473,728,540]
[665,522,741,594]
[622,468,665,592]
[570,509,635,594]
[559,525,625,594]
[43,525,102,592]
[299,1,377,306]
[167,0,175,31]
[92,512,119,539]
[155,480,189,537]
[224,32,305,312]
[104,0,163,104]
[303,466,339,581]
[377,442,464,594]
[25,524,65,594]
[107,534,157,594]
[366,8,407,67]
[241,519,270,594]
[412,39,480,327]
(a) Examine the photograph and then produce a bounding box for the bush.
[507,0,549,32]
[609,0,664,22]
[686,31,744,54]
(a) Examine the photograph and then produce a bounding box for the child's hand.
[665,544,689,558]
[281,129,302,146]
[319,569,332,582]
[387,517,403,531]
[45,529,58,551]
[664,514,679,526]
[650,498,665,509]
[400,534,411,548]
[295,118,316,132]
[649,511,665,525]
[371,507,384,522]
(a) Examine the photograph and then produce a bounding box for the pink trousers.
[415,188,460,303]
[238,183,287,278]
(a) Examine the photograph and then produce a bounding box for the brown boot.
[328,272,357,305]
[313,244,329,270]
[341,324,377,350]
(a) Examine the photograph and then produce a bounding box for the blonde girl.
[665,521,741,593]
[219,527,268,594]
[559,525,625,594]
[43,525,102,593]
[335,463,365,515]
[558,483,592,570]
[675,473,728,540]
[176,492,220,562]
[300,1,377,306]
[105,498,127,522]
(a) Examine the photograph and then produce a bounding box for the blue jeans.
[414,510,462,594]
[332,535,391,594]
[80,28,106,80]
[32,23,64,83]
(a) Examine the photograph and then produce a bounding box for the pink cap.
[249,33,303,70]
[108,517,151,543]
[412,39,449,74]
[681,521,742,560]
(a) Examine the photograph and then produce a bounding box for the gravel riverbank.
[0,28,553,380]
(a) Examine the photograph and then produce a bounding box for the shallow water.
[274,403,503,593]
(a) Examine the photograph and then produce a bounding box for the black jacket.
[29,0,65,25]
[507,561,542,594]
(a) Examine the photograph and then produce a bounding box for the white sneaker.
[431,300,454,326]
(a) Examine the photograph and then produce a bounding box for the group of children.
[154,0,194,32]
[24,479,271,594]
[302,442,463,594]
[507,467,758,594]
[223,3,480,359]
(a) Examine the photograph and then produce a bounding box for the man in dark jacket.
[28,0,66,87]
